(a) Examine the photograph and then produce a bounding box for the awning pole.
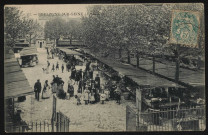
[12,98,14,119]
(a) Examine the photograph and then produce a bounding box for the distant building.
[36,38,46,48]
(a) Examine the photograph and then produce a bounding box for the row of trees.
[4,7,41,47]
[81,4,204,60]
[80,4,205,82]
[44,18,82,45]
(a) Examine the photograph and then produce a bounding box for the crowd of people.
[35,47,122,105]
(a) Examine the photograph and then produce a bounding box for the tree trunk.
[54,39,56,47]
[127,49,130,64]
[136,50,139,68]
[118,48,122,59]
[152,55,155,73]
[70,34,72,45]
[56,38,59,47]
[175,45,180,82]
[29,34,32,47]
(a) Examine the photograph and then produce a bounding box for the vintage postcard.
[4,3,205,132]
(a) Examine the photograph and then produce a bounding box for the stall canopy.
[59,48,82,56]
[56,46,78,49]
[80,48,183,88]
[5,48,34,99]
[20,47,38,56]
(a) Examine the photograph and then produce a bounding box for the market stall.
[19,47,38,67]
[5,48,34,132]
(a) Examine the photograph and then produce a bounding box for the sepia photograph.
[4,3,205,132]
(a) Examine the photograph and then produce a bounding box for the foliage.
[4,7,41,47]
[44,17,82,45]
[4,7,23,47]
[81,4,204,59]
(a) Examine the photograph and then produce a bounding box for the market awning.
[4,48,34,99]
[80,48,184,88]
[59,48,82,56]
[20,47,38,56]
[56,46,78,49]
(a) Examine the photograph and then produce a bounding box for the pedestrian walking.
[61,64,64,73]
[95,74,100,89]
[68,78,74,97]
[42,80,50,99]
[75,70,81,85]
[51,49,54,59]
[51,64,55,72]
[34,79,41,101]
[78,80,83,93]
[56,62,59,70]
[47,60,50,67]
[71,67,76,82]
[47,48,49,55]
[89,69,93,79]
[51,75,57,93]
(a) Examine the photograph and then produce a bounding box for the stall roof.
[56,46,78,49]
[20,47,38,56]
[81,48,184,88]
[59,48,82,56]
[4,48,34,99]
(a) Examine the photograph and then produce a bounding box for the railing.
[6,119,70,133]
[126,105,206,131]
[138,105,206,131]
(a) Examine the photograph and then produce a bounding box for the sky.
[5,4,91,19]
[6,4,88,14]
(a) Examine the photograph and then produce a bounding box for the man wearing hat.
[34,79,42,101]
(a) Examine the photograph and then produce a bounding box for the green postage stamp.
[170,10,200,47]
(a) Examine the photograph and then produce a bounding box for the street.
[14,48,131,131]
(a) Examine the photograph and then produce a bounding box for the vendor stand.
[19,47,38,67]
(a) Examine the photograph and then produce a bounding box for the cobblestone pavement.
[14,48,134,131]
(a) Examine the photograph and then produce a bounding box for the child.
[100,91,106,104]
[104,89,110,101]
[77,92,82,105]
[89,92,95,104]
[83,88,90,105]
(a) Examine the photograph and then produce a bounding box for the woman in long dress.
[42,80,50,99]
